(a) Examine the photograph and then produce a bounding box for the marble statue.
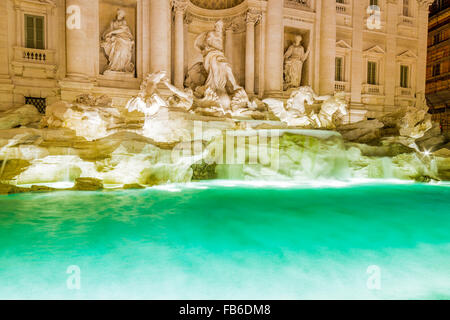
[263,87,347,129]
[126,71,168,116]
[284,35,310,90]
[194,20,241,94]
[101,8,135,74]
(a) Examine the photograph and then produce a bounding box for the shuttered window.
[400,65,409,88]
[367,61,377,85]
[403,0,410,16]
[335,57,344,81]
[25,15,44,49]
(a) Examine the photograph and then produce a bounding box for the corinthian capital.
[172,0,188,13]
[417,0,434,9]
[246,9,261,25]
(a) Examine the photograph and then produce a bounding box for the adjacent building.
[427,0,449,131]
[0,0,435,123]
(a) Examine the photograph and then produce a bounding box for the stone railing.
[336,2,350,14]
[396,87,413,97]
[362,84,384,95]
[13,47,56,64]
[335,81,349,92]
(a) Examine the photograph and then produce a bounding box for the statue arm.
[303,47,311,61]
[163,80,190,100]
[194,32,207,53]
[284,45,293,61]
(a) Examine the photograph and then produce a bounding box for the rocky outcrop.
[191,161,217,180]
[380,104,433,139]
[337,119,384,143]
[40,96,124,141]
[416,122,447,152]
[72,177,103,191]
[0,105,42,130]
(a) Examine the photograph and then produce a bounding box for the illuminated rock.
[0,105,42,130]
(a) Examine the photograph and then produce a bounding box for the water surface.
[0,181,449,299]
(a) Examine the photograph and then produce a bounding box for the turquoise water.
[0,181,449,299]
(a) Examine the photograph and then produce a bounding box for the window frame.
[367,61,378,85]
[400,65,409,88]
[24,14,45,50]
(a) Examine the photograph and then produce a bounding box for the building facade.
[0,0,435,122]
[427,0,449,131]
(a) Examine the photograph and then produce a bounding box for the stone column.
[149,0,171,75]
[225,23,234,66]
[65,0,98,79]
[350,0,365,106]
[0,0,12,108]
[416,0,434,107]
[264,0,284,94]
[173,0,188,88]
[319,0,336,95]
[245,11,260,95]
[384,0,398,109]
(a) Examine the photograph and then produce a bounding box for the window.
[335,57,344,81]
[25,15,44,49]
[370,0,378,6]
[432,64,441,77]
[336,0,345,3]
[367,61,377,85]
[403,0,410,16]
[25,97,46,114]
[400,65,409,88]
[434,32,441,45]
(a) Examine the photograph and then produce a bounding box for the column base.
[59,78,97,102]
[263,90,284,99]
[0,76,14,110]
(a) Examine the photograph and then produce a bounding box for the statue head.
[116,8,126,20]
[215,20,224,33]
[294,35,303,45]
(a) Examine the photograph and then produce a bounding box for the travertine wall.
[0,0,435,122]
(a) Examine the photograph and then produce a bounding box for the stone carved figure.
[311,93,348,129]
[126,71,194,116]
[194,20,241,94]
[263,87,347,129]
[101,8,135,74]
[284,35,310,90]
[126,71,168,116]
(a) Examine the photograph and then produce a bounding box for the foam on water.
[0,182,449,299]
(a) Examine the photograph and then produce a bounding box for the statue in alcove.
[194,20,242,94]
[284,34,310,90]
[190,19,249,115]
[101,8,135,74]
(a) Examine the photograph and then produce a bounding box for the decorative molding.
[173,0,189,13]
[397,50,418,60]
[336,40,352,50]
[190,0,245,10]
[363,45,385,57]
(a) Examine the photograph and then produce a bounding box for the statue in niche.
[194,20,242,94]
[192,19,249,114]
[263,87,347,128]
[284,35,310,90]
[101,8,135,74]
